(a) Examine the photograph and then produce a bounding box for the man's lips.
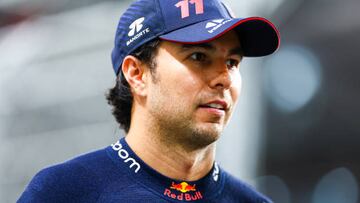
[198,100,229,111]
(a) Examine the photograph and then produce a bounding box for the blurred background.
[0,0,359,202]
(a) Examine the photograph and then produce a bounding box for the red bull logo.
[171,182,196,193]
[164,181,203,201]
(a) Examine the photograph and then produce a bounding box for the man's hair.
[106,38,161,133]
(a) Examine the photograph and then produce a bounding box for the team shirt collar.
[107,137,226,202]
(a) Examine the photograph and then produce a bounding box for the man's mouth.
[199,103,225,110]
[199,100,229,111]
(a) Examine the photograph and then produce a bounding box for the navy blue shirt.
[18,138,272,203]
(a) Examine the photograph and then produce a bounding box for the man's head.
[107,0,280,140]
[108,31,241,148]
[146,30,244,148]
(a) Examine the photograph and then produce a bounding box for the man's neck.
[125,128,216,181]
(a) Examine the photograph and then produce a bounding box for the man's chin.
[198,122,224,135]
[186,124,223,148]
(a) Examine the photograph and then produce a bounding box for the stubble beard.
[147,72,225,151]
[148,100,224,151]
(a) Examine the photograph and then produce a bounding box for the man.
[18,0,279,202]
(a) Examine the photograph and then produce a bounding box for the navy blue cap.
[111,0,280,75]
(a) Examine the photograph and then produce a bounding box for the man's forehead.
[179,30,242,53]
[179,42,243,56]
[181,43,215,51]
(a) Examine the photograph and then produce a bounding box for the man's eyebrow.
[229,47,244,57]
[181,43,216,51]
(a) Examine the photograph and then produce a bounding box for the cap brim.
[159,17,280,57]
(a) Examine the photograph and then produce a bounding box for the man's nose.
[209,64,232,91]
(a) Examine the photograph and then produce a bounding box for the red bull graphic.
[171,182,196,193]
[164,181,203,201]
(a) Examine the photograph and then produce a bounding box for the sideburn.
[148,57,160,84]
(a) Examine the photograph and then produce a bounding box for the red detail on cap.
[160,17,281,54]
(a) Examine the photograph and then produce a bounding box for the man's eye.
[226,59,239,69]
[190,52,207,62]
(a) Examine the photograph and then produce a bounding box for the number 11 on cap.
[175,0,204,19]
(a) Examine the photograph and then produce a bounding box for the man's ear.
[121,55,148,96]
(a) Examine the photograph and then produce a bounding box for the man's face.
[146,31,242,148]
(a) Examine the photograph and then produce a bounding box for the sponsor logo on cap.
[126,17,150,46]
[163,181,203,201]
[128,17,145,37]
[205,18,233,33]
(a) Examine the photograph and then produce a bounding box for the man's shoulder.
[221,170,273,203]
[18,147,128,202]
[37,147,113,179]
[35,147,114,181]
